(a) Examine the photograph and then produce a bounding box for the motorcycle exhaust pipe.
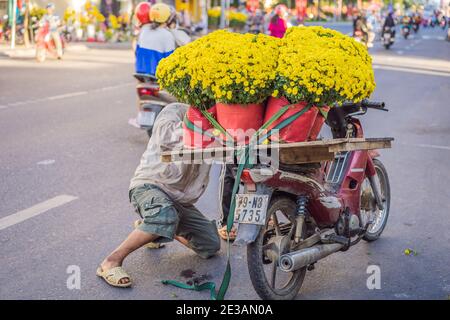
[279,243,344,272]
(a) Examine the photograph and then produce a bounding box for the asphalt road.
[1,27,449,300]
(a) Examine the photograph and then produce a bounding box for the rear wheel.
[362,159,391,242]
[247,196,306,300]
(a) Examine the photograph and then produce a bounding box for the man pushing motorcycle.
[97,104,220,287]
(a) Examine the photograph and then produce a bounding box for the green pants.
[129,184,220,259]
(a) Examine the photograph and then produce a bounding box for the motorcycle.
[233,100,391,300]
[412,22,420,33]
[401,24,411,39]
[382,27,395,49]
[129,73,176,137]
[35,22,65,62]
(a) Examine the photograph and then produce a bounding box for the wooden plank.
[160,137,394,163]
[279,146,334,164]
[328,138,393,153]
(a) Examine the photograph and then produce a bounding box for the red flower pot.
[308,106,330,141]
[264,97,318,143]
[215,102,264,143]
[183,106,217,148]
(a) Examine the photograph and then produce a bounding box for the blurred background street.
[1,0,450,300]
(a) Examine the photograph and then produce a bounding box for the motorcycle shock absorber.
[294,196,309,243]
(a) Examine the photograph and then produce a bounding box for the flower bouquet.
[267,26,376,142]
[157,30,280,143]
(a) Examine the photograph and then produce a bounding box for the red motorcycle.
[233,100,391,300]
[35,22,64,62]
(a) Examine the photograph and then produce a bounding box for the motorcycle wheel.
[36,48,46,62]
[247,196,306,300]
[384,44,391,49]
[362,159,391,242]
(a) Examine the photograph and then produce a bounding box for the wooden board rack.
[160,137,394,164]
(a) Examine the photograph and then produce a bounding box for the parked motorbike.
[382,27,395,49]
[35,22,64,62]
[401,24,411,39]
[233,100,391,300]
[130,73,177,137]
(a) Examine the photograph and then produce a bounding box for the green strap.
[163,102,310,300]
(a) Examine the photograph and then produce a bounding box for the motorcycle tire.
[247,196,307,300]
[384,44,391,49]
[363,159,391,242]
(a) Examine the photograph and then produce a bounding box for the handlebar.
[340,100,388,113]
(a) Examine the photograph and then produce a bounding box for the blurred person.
[382,11,396,38]
[248,9,264,34]
[353,11,369,46]
[40,3,62,59]
[366,10,378,47]
[268,4,287,38]
[135,3,188,76]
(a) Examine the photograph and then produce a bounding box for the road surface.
[1,27,449,300]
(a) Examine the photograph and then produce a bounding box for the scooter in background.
[129,73,177,138]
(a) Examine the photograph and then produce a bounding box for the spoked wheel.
[247,196,306,300]
[361,159,391,241]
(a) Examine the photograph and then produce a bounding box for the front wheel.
[384,43,391,49]
[247,196,306,300]
[362,159,391,242]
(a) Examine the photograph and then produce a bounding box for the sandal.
[218,225,237,241]
[96,266,132,288]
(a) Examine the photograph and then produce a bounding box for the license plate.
[137,111,156,127]
[234,194,269,225]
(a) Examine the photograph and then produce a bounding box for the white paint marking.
[0,195,78,231]
[37,159,56,165]
[399,142,450,151]
[373,64,450,77]
[396,50,404,55]
[47,91,88,100]
[0,82,133,110]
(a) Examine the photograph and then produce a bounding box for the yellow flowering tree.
[274,26,375,106]
[157,30,280,110]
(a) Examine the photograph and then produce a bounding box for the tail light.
[137,87,159,97]
[240,169,255,185]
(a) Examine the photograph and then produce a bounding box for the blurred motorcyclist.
[40,3,63,59]
[382,11,396,37]
[135,3,189,75]
[353,11,369,46]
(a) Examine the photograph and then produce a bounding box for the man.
[40,3,62,59]
[97,104,220,287]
